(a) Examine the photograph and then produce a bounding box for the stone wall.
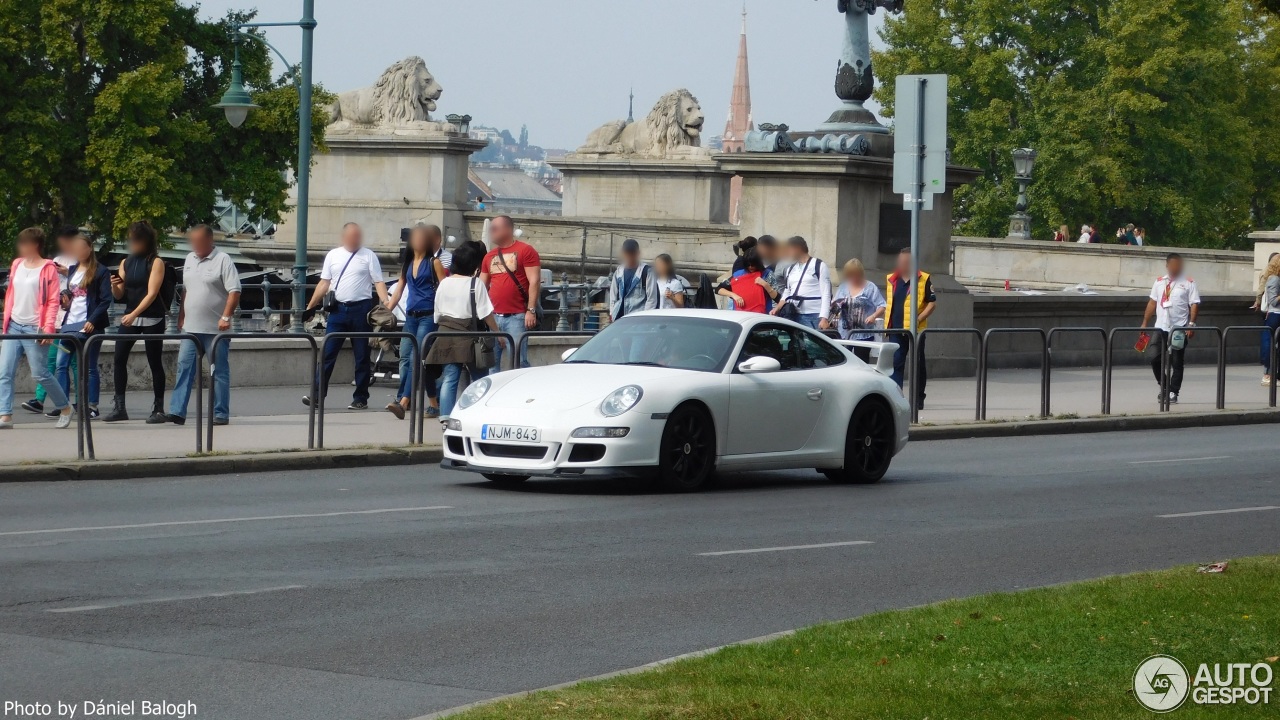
[952,236,1255,294]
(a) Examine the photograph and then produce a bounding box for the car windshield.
[565,316,742,372]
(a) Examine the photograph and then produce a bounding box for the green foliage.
[874,0,1280,247]
[0,0,333,251]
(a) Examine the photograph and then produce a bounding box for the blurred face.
[1167,257,1184,278]
[72,236,94,263]
[57,232,74,258]
[16,235,42,259]
[621,249,640,268]
[655,257,672,277]
[844,266,865,287]
[756,243,775,265]
[895,253,912,276]
[490,217,514,245]
[127,235,148,255]
[409,228,432,255]
[787,243,805,262]
[188,227,214,256]
[341,224,362,251]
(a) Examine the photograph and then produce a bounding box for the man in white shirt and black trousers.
[303,223,391,410]
[1141,252,1201,404]
[773,236,831,331]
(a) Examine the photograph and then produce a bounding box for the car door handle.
[807,388,823,400]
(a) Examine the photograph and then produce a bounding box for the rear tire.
[656,404,716,492]
[482,473,530,486]
[825,397,895,485]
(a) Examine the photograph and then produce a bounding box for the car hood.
[484,363,695,411]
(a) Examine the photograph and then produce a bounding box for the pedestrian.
[773,236,831,330]
[165,225,240,427]
[1253,253,1279,312]
[22,229,79,415]
[427,241,503,421]
[1077,224,1092,243]
[607,239,660,321]
[1256,254,1280,386]
[303,222,390,410]
[832,258,887,361]
[884,248,937,407]
[481,215,540,371]
[0,228,74,429]
[1088,224,1102,245]
[717,248,769,314]
[103,221,170,424]
[1134,227,1147,246]
[653,253,688,309]
[54,230,111,420]
[383,224,448,420]
[731,237,758,275]
[1141,253,1200,404]
[1053,224,1069,242]
[755,234,787,310]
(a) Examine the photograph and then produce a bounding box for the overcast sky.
[198,0,887,149]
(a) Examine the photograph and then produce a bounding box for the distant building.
[722,7,753,223]
[469,166,562,216]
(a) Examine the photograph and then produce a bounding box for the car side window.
[794,330,847,369]
[739,325,801,371]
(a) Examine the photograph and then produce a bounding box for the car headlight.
[457,377,492,410]
[600,385,643,417]
[443,417,462,431]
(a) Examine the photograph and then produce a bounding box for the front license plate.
[480,424,541,443]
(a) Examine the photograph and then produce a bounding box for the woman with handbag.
[426,242,503,421]
[383,224,448,420]
[0,228,74,429]
[54,232,112,418]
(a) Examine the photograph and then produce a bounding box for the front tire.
[825,397,895,485]
[657,404,716,492]
[482,473,530,486]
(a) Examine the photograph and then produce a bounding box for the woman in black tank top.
[103,221,169,423]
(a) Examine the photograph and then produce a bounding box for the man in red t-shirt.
[480,215,541,370]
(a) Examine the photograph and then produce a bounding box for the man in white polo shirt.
[304,222,390,410]
[1141,252,1200,404]
[774,236,831,330]
[166,225,241,426]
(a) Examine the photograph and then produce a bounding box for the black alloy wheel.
[657,404,716,492]
[826,397,894,484]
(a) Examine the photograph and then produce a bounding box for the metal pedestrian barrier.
[316,331,422,448]
[205,333,320,452]
[517,330,599,364]
[0,332,88,459]
[980,328,1048,419]
[1046,327,1107,416]
[1104,327,1166,414]
[920,328,984,422]
[415,330,518,445]
[1218,326,1279,410]
[88,333,207,457]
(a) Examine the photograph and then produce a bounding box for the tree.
[518,124,529,149]
[873,0,1278,247]
[0,0,332,251]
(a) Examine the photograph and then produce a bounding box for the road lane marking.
[1158,506,1279,519]
[698,541,873,557]
[1129,456,1230,465]
[0,506,453,537]
[46,585,306,613]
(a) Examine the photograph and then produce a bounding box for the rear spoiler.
[835,340,899,376]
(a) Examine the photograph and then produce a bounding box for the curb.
[909,408,1280,441]
[0,446,443,483]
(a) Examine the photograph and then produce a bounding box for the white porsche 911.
[440,310,910,491]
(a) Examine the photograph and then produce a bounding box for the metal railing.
[0,333,89,459]
[920,328,984,421]
[1046,327,1107,416]
[517,330,599,360]
[414,331,518,444]
[317,332,421,448]
[980,328,1049,420]
[205,333,319,452]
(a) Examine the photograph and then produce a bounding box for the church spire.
[627,87,634,123]
[723,3,753,223]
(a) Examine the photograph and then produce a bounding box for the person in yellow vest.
[884,249,937,407]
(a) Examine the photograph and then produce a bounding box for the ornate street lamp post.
[1007,147,1037,240]
[215,0,316,331]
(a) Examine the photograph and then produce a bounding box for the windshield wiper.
[564,359,599,364]
[619,361,665,367]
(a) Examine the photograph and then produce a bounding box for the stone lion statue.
[578,89,710,158]
[328,57,444,133]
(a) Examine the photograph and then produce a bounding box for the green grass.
[453,555,1280,719]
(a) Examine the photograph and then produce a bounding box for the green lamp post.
[215,0,316,332]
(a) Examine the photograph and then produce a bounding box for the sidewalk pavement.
[0,365,1273,467]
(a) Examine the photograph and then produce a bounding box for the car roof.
[630,309,794,329]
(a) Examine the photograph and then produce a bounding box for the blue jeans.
[0,323,70,416]
[439,362,489,418]
[891,334,927,404]
[795,313,821,330]
[169,333,231,420]
[398,314,437,403]
[55,336,99,406]
[318,299,373,403]
[491,313,529,373]
[1262,313,1280,373]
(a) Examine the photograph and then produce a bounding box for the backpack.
[159,260,178,311]
[693,273,718,309]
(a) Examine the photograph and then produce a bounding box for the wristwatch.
[220,316,232,323]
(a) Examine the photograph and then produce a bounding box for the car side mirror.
[737,356,781,374]
[561,347,578,362]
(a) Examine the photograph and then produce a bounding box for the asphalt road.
[1,426,1278,719]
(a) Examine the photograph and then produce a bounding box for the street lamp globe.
[1012,147,1037,179]
[214,50,259,129]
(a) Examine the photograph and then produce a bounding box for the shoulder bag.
[470,277,496,368]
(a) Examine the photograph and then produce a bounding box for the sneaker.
[166,414,186,426]
[145,410,168,424]
[385,402,406,420]
[55,412,72,429]
[302,395,313,407]
[0,418,12,429]
[21,399,43,414]
[1263,375,1272,387]
[87,405,99,420]
[212,417,229,427]
[348,401,368,410]
[1169,392,1179,404]
[424,405,440,418]
[45,407,60,417]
